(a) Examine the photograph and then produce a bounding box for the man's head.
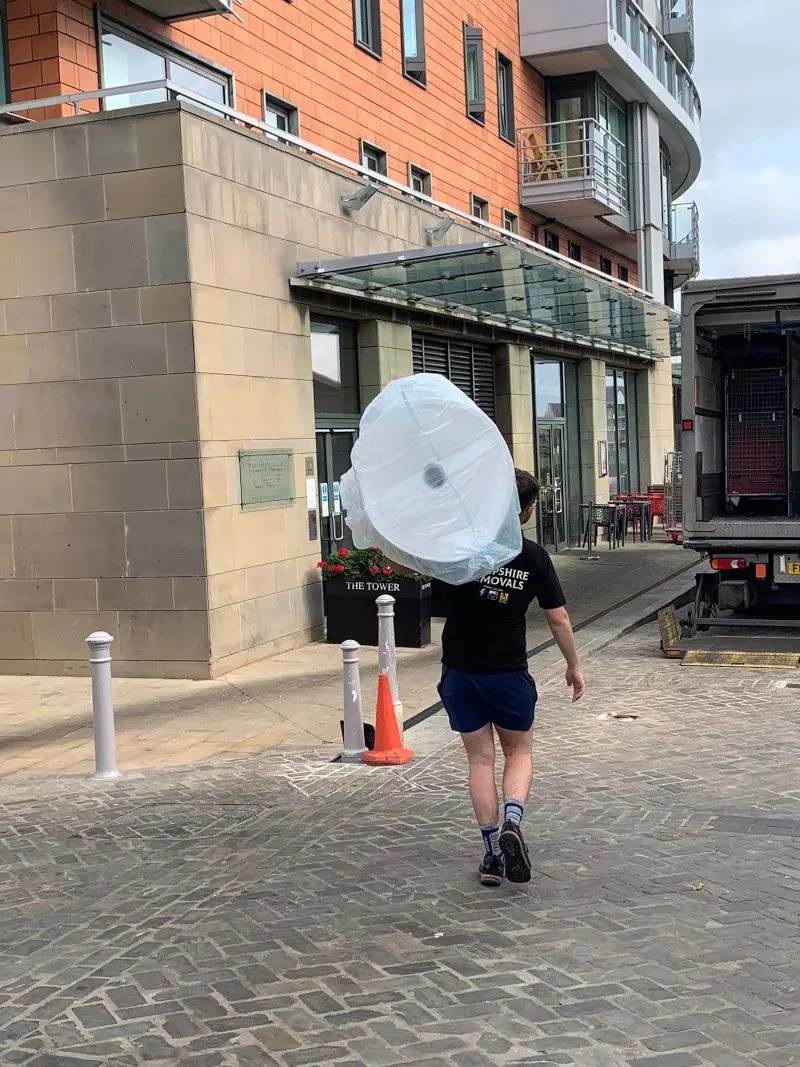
[515,468,540,526]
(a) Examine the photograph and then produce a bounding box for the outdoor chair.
[582,503,620,551]
[523,130,563,183]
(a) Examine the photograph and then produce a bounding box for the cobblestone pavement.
[0,538,696,778]
[1,624,800,1067]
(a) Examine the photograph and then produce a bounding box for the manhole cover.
[81,803,268,841]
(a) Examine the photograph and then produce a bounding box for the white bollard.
[376,594,403,736]
[341,640,367,763]
[86,631,120,780]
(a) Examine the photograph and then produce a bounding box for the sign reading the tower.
[239,450,295,510]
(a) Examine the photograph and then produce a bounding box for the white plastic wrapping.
[340,373,522,584]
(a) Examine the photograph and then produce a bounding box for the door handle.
[554,486,563,514]
[332,511,344,539]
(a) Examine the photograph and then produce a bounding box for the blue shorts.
[438,666,537,735]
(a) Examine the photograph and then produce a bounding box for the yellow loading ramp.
[658,606,800,668]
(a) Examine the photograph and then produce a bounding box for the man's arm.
[543,606,585,702]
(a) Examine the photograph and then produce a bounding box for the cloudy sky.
[692,0,800,278]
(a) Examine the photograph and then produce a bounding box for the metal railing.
[519,118,628,215]
[664,0,693,20]
[0,78,662,305]
[671,200,699,253]
[608,0,700,121]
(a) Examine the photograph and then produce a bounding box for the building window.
[496,52,515,144]
[470,194,489,222]
[262,91,299,138]
[660,142,672,239]
[100,16,231,113]
[502,209,519,234]
[400,0,426,85]
[618,264,629,282]
[568,241,582,263]
[600,256,612,275]
[354,0,382,58]
[463,24,485,125]
[361,140,388,176]
[545,230,560,254]
[408,164,432,196]
[312,319,360,417]
[605,367,639,495]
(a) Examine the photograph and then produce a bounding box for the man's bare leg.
[460,725,505,885]
[461,724,498,825]
[495,725,534,883]
[496,725,534,808]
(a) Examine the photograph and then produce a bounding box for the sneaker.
[500,821,531,883]
[478,854,504,887]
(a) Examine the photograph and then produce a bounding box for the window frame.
[496,51,515,145]
[262,90,300,139]
[545,230,560,254]
[400,0,426,87]
[463,23,486,126]
[97,10,233,112]
[360,139,388,177]
[600,256,613,275]
[568,241,582,263]
[501,209,519,235]
[408,163,432,196]
[470,193,489,222]
[353,0,382,59]
[617,263,630,282]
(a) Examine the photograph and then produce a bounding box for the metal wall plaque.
[239,450,295,510]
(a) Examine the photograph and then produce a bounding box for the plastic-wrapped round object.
[340,373,521,584]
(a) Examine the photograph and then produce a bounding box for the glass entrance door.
[316,429,358,561]
[537,423,568,551]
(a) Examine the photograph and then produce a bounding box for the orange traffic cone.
[363,672,415,766]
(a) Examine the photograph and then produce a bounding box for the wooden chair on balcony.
[523,129,563,183]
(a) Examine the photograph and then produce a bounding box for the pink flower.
[369,566,380,576]
[382,567,392,576]
[317,561,325,569]
[336,564,346,574]
[338,547,349,559]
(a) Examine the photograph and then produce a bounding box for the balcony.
[130,0,233,21]
[520,119,628,220]
[661,0,694,71]
[664,201,699,285]
[519,0,701,196]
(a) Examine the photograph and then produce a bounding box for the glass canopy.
[295,242,679,361]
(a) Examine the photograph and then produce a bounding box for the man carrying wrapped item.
[437,469,585,887]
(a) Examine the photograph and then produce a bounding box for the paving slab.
[0,538,700,777]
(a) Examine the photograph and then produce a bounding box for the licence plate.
[788,562,800,575]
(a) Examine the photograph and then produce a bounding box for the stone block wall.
[0,107,208,677]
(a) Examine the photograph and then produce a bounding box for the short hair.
[515,468,540,511]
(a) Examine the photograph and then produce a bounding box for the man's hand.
[565,666,585,702]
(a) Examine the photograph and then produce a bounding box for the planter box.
[325,576,432,648]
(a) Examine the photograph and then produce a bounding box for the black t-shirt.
[441,538,566,674]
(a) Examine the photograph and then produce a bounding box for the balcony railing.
[671,201,698,249]
[609,0,700,120]
[665,201,699,282]
[519,119,628,217]
[661,0,694,70]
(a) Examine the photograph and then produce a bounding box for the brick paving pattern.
[1,623,799,1066]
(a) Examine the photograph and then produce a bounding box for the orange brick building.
[0,0,701,675]
[4,0,646,278]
